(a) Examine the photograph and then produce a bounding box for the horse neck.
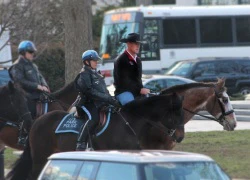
[52,84,78,105]
[181,87,214,123]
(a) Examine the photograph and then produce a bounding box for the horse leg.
[57,133,77,151]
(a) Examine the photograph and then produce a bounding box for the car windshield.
[143,162,230,180]
[165,62,194,77]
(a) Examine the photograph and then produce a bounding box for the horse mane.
[0,81,27,96]
[160,81,216,94]
[51,81,76,98]
[122,93,182,115]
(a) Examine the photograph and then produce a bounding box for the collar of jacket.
[19,56,31,64]
[124,50,137,62]
[84,66,97,73]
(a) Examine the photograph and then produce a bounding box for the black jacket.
[9,57,48,99]
[76,66,112,108]
[113,50,143,97]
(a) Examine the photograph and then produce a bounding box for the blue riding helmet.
[82,50,101,62]
[18,41,37,53]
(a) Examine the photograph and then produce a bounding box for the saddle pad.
[55,113,85,134]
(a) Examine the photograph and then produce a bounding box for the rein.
[116,101,180,143]
[42,91,72,110]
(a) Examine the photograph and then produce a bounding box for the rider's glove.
[108,97,121,108]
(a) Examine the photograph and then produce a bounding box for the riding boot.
[76,120,90,151]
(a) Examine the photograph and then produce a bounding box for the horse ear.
[8,81,15,93]
[217,78,225,87]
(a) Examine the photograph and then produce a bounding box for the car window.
[238,60,250,73]
[96,162,138,180]
[167,79,187,87]
[195,62,216,77]
[216,61,239,74]
[0,69,11,86]
[166,62,194,76]
[77,161,99,180]
[40,160,82,180]
[143,162,230,180]
[144,79,166,92]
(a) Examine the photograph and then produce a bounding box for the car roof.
[142,74,196,83]
[48,150,214,163]
[176,57,250,63]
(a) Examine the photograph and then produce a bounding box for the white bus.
[98,5,250,85]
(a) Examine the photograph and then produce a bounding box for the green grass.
[4,130,250,178]
[4,148,19,169]
[174,130,250,179]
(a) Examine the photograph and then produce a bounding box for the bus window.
[200,17,233,44]
[141,19,159,60]
[162,18,196,46]
[236,16,250,43]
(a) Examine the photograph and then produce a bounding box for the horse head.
[206,78,237,131]
[123,93,185,146]
[0,81,33,125]
[166,93,185,143]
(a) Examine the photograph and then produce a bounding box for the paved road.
[186,120,250,132]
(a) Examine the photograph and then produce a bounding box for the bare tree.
[0,0,64,59]
[136,0,152,6]
[62,0,93,84]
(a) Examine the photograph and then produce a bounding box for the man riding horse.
[9,40,50,146]
[74,50,121,151]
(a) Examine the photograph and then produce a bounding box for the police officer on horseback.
[75,50,120,151]
[9,40,50,146]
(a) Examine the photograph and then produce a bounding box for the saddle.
[76,105,111,126]
[36,93,50,118]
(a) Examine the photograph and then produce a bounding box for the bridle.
[41,91,73,111]
[183,88,234,125]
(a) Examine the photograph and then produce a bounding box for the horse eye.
[222,97,228,104]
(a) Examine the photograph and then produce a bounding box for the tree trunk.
[63,0,93,84]
[136,0,152,6]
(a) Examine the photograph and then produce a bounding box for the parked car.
[107,74,195,96]
[165,57,250,96]
[38,150,230,180]
[0,68,11,86]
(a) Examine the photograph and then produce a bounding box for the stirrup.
[76,142,87,151]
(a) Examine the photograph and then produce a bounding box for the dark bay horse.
[0,82,33,151]
[0,81,78,151]
[144,78,237,150]
[6,93,184,180]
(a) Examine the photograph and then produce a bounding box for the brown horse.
[0,81,78,151]
[6,93,184,180]
[142,78,237,150]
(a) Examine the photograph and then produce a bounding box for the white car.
[107,74,195,96]
[38,150,230,180]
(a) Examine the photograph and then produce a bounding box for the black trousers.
[27,98,37,119]
[78,103,99,143]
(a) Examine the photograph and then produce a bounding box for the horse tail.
[5,138,32,180]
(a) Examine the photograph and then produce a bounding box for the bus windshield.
[99,11,142,62]
[99,22,139,61]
